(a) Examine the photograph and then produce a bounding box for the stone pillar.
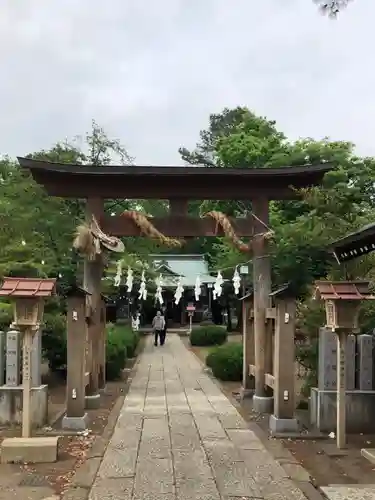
[84,282,101,409]
[98,300,106,392]
[345,334,356,391]
[0,331,4,386]
[21,327,33,438]
[318,329,356,391]
[265,319,274,380]
[241,299,254,396]
[31,328,42,387]
[6,329,20,387]
[84,197,104,410]
[62,293,89,430]
[358,334,373,391]
[269,297,298,433]
[252,197,273,414]
[336,331,347,449]
[318,328,337,390]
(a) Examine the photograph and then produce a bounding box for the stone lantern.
[0,277,57,465]
[12,296,44,328]
[315,281,373,333]
[315,280,375,449]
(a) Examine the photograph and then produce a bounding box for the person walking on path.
[161,305,168,346]
[152,310,165,346]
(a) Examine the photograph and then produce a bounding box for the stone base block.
[62,413,89,431]
[85,393,101,409]
[361,448,375,465]
[239,387,254,400]
[253,395,273,414]
[269,414,299,433]
[310,387,375,433]
[1,436,59,464]
[0,384,48,427]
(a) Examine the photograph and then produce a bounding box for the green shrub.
[106,328,127,381]
[107,323,140,356]
[105,323,139,380]
[41,316,140,381]
[200,319,215,326]
[190,325,227,346]
[206,343,243,381]
[123,328,140,358]
[42,313,67,373]
[0,302,13,330]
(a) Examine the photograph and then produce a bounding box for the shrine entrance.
[18,157,331,415]
[160,289,183,325]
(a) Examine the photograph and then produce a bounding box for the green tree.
[0,121,166,370]
[183,104,375,388]
[314,0,352,16]
[0,121,159,284]
[181,107,375,294]
[0,147,82,283]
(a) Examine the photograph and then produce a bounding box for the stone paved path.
[89,334,311,500]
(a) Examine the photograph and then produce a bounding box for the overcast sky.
[0,0,373,164]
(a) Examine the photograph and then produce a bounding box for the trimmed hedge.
[41,318,140,381]
[42,313,67,373]
[122,328,140,358]
[106,323,140,380]
[189,325,227,346]
[0,302,13,330]
[206,342,243,381]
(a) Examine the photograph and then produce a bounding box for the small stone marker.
[318,329,356,391]
[31,328,42,387]
[6,328,20,386]
[0,331,4,385]
[346,334,355,391]
[358,334,373,391]
[318,328,337,390]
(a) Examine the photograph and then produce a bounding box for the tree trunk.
[226,301,233,332]
[236,301,243,332]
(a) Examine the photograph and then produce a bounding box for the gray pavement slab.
[321,486,375,500]
[89,334,317,500]
[89,478,133,500]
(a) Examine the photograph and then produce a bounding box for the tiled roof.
[329,223,375,263]
[0,277,56,298]
[315,281,375,301]
[151,255,216,287]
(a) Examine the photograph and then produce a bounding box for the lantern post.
[315,281,375,449]
[0,277,56,438]
[186,304,196,333]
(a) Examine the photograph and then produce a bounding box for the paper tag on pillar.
[23,344,31,381]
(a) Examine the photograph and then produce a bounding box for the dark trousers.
[160,328,166,345]
[154,329,161,345]
[154,329,166,346]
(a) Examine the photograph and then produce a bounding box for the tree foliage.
[181,107,375,297]
[0,122,163,291]
[0,122,158,370]
[181,104,375,391]
[314,0,353,17]
[1,103,373,387]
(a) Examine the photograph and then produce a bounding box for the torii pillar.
[84,197,104,409]
[252,198,273,413]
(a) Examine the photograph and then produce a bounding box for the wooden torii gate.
[18,157,331,413]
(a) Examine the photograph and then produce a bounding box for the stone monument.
[358,334,373,391]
